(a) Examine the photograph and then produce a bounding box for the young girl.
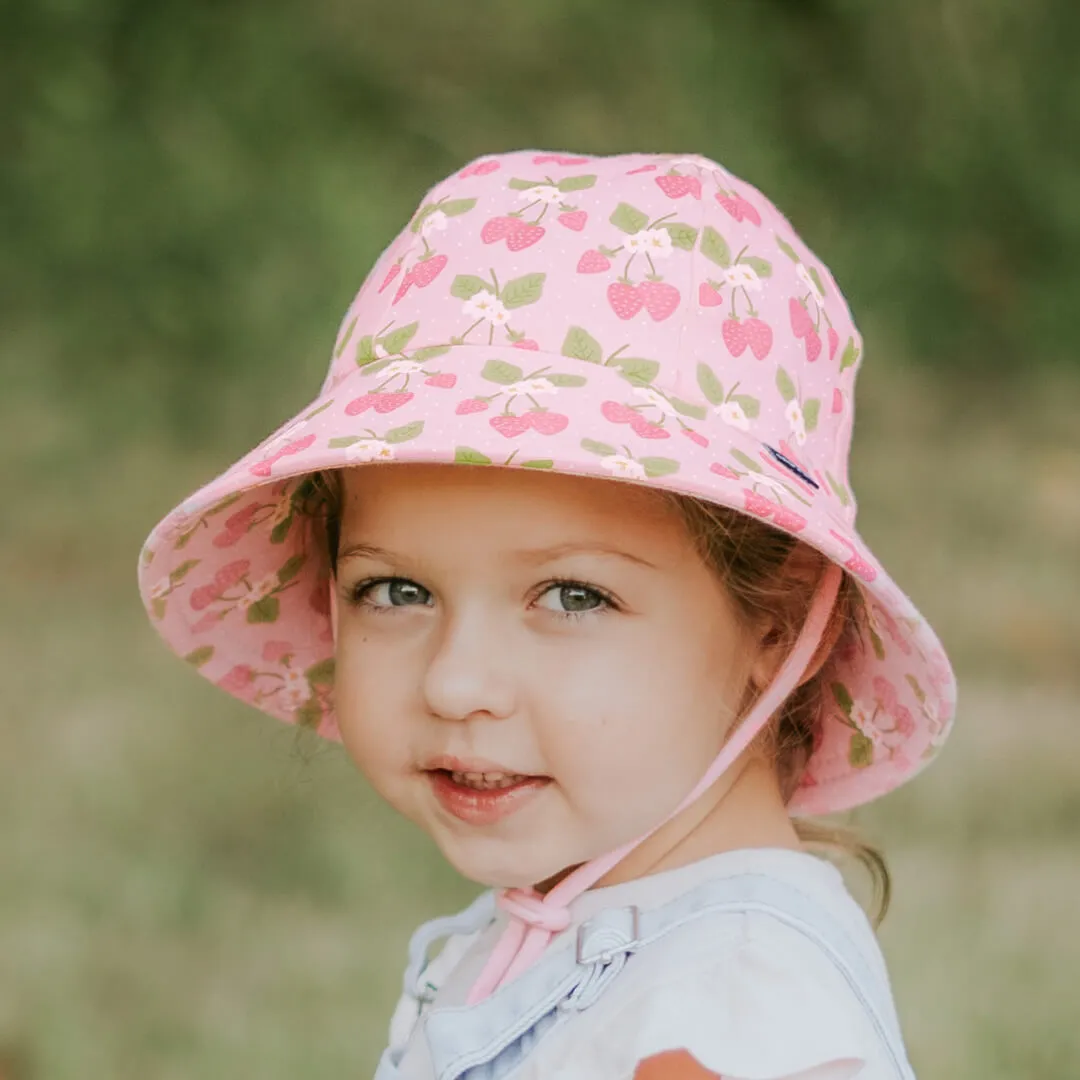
[139,150,956,1079]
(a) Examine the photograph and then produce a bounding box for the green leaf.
[561,326,603,364]
[205,492,244,516]
[905,674,927,704]
[849,732,875,769]
[410,204,437,233]
[355,335,376,365]
[640,457,680,478]
[412,345,451,363]
[169,559,200,584]
[306,657,336,686]
[328,435,360,448]
[609,202,649,235]
[776,367,797,403]
[700,226,731,268]
[455,446,492,465]
[808,266,827,297]
[611,358,659,386]
[803,398,821,431]
[246,596,280,624]
[662,222,699,250]
[696,362,725,405]
[731,448,762,473]
[869,626,886,661]
[270,514,294,544]
[832,681,854,716]
[739,255,773,277]
[669,397,707,420]
[184,645,215,668]
[501,273,546,309]
[581,438,617,457]
[294,701,323,729]
[775,234,799,262]
[335,316,357,357]
[481,359,524,385]
[451,274,491,300]
[151,596,166,620]
[380,322,419,355]
[173,529,194,551]
[520,459,554,469]
[545,373,587,387]
[277,554,306,585]
[508,177,547,190]
[440,197,477,217]
[825,470,851,507]
[558,174,597,192]
[359,358,393,378]
[840,337,860,371]
[384,420,425,444]
[731,394,760,419]
[303,400,335,422]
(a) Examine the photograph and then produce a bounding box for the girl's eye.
[352,578,432,610]
[535,581,612,617]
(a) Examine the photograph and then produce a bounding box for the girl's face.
[333,465,756,889]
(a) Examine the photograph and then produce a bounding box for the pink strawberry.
[743,317,773,360]
[601,400,637,423]
[626,164,658,174]
[506,222,545,251]
[557,210,588,231]
[804,329,822,363]
[345,394,375,416]
[527,410,569,435]
[459,159,500,178]
[279,435,314,457]
[629,414,670,439]
[716,194,762,226]
[827,327,840,362]
[411,254,448,288]
[214,560,251,591]
[655,174,703,199]
[699,281,723,307]
[456,398,489,415]
[832,388,844,414]
[481,216,516,243]
[425,373,456,389]
[392,271,415,305]
[722,318,748,357]
[378,261,402,293]
[638,281,680,321]
[771,506,808,533]
[681,428,709,448]
[578,249,611,273]
[490,414,532,438]
[710,463,739,480]
[225,503,259,532]
[372,391,414,413]
[511,339,540,350]
[789,298,814,338]
[212,527,244,549]
[533,154,589,165]
[190,584,221,611]
[744,490,776,518]
[608,282,644,320]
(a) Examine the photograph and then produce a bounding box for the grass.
[3,363,1079,1078]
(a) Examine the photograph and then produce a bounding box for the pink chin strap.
[465,562,843,1005]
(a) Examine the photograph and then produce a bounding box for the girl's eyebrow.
[337,540,656,570]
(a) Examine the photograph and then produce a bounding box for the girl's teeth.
[448,770,527,790]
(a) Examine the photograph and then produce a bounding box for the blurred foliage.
[5,0,1080,453]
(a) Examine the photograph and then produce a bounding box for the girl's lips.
[426,770,551,826]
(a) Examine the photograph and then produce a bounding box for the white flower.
[149,577,172,600]
[280,669,312,710]
[796,262,826,305]
[632,386,678,416]
[381,360,425,379]
[345,439,396,463]
[420,209,448,236]
[519,184,563,205]
[268,497,294,527]
[668,155,712,172]
[242,573,280,608]
[625,228,673,259]
[723,264,762,292]
[462,292,510,325]
[750,471,787,494]
[716,400,750,431]
[785,400,804,429]
[600,455,647,481]
[507,377,557,397]
[373,341,389,359]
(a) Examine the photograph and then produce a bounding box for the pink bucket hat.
[138,149,956,816]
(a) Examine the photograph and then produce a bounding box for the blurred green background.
[4,1,1080,1077]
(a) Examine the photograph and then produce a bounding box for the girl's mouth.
[426,769,551,825]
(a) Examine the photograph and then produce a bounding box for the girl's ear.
[750,549,845,692]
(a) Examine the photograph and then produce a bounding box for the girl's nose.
[421,610,517,722]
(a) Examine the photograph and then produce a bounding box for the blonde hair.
[295,468,890,922]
